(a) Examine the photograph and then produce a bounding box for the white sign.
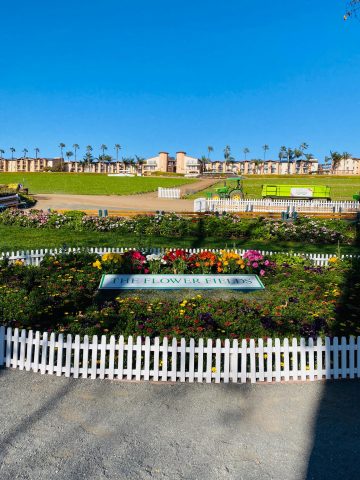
[290,187,313,197]
[99,274,264,291]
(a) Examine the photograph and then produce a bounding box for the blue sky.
[0,0,359,161]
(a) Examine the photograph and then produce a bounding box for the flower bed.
[0,210,356,244]
[1,249,359,340]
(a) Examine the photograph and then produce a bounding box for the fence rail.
[1,246,359,266]
[194,198,360,214]
[158,187,181,199]
[1,327,359,383]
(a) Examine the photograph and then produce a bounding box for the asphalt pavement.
[1,370,360,480]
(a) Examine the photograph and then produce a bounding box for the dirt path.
[34,178,216,212]
[2,370,360,480]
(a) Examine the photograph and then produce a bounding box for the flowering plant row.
[0,209,355,244]
[1,249,359,341]
[93,249,273,276]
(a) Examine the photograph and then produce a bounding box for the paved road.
[1,370,360,479]
[33,178,217,212]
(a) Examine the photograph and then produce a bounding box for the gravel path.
[33,178,216,212]
[1,370,360,479]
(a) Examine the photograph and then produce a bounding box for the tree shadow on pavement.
[306,221,360,479]
[0,376,75,464]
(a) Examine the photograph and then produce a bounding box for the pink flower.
[264,260,270,266]
[260,269,265,276]
[252,262,258,268]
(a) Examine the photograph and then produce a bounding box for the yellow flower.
[211,367,217,373]
[179,309,185,315]
[14,259,24,266]
[92,259,102,270]
[102,252,123,263]
[328,257,338,264]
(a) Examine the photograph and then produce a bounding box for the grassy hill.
[0,173,195,195]
[190,175,360,201]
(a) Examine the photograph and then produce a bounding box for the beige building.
[142,151,201,175]
[0,152,325,176]
[142,152,176,174]
[203,159,319,175]
[65,161,138,174]
[0,157,62,172]
[0,157,140,174]
[331,157,360,175]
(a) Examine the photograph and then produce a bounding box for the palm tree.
[73,144,80,162]
[342,151,352,174]
[253,159,263,174]
[224,145,234,173]
[122,157,135,172]
[66,151,73,162]
[262,144,269,161]
[294,148,303,161]
[285,147,295,174]
[100,144,108,159]
[34,147,40,159]
[0,149,5,160]
[344,1,360,20]
[207,146,213,162]
[329,151,343,173]
[10,147,16,160]
[243,147,250,161]
[135,155,145,173]
[303,153,314,173]
[278,146,286,163]
[22,148,28,159]
[58,143,65,170]
[58,143,65,159]
[200,155,208,172]
[83,146,94,172]
[114,144,121,161]
[128,158,136,172]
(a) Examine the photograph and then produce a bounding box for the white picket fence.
[194,198,360,214]
[1,246,359,267]
[158,187,181,199]
[1,327,359,383]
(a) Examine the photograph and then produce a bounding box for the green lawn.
[189,175,360,201]
[1,225,358,255]
[0,173,195,195]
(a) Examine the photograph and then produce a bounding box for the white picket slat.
[82,335,89,378]
[161,337,168,382]
[40,332,48,374]
[2,246,359,267]
[2,328,360,384]
[108,335,116,380]
[0,326,5,367]
[153,337,160,382]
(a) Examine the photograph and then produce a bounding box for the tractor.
[206,177,245,200]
